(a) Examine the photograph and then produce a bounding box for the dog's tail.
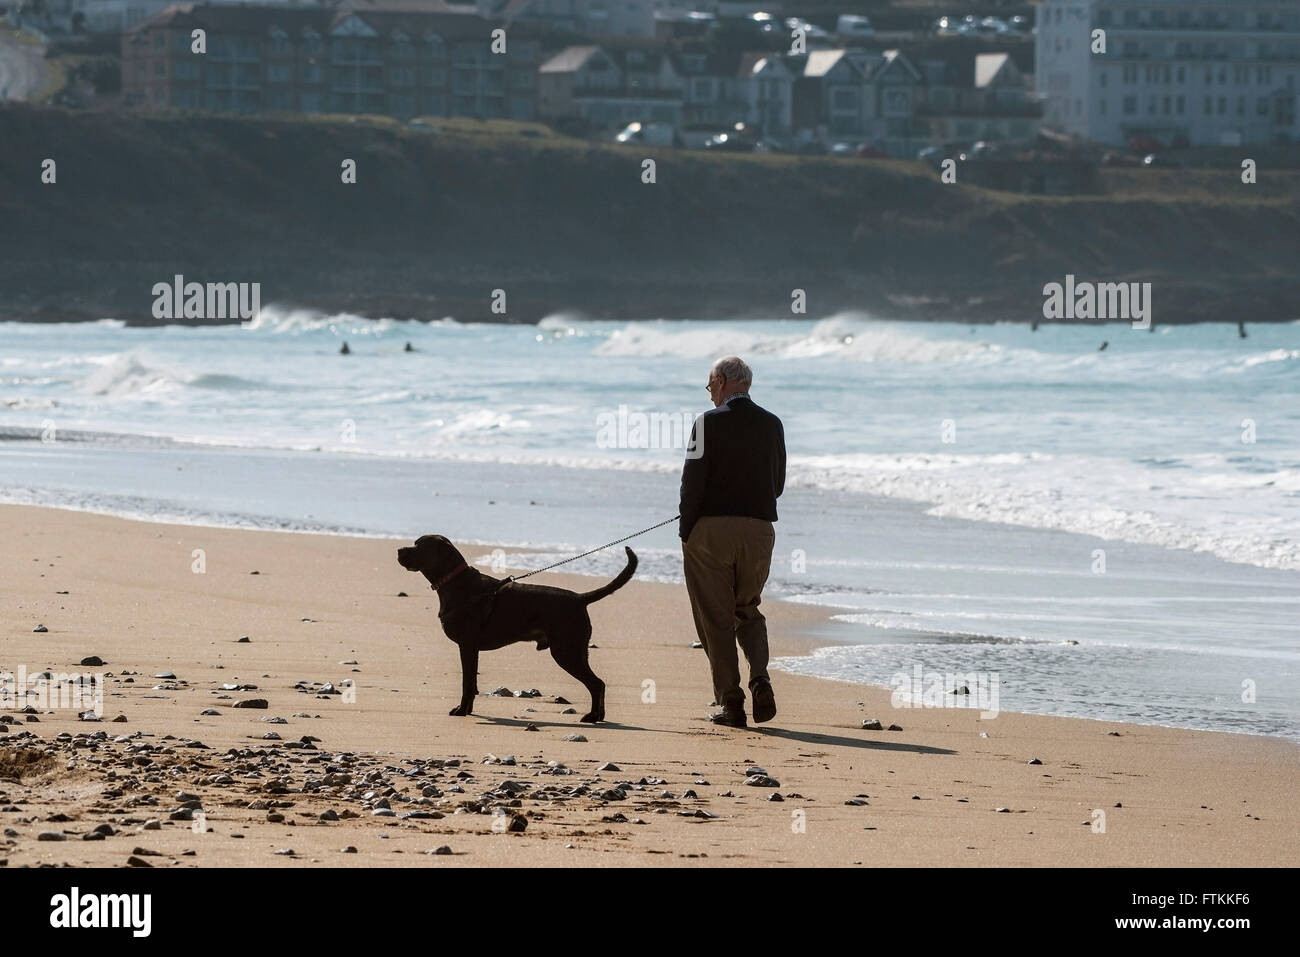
[579,547,637,605]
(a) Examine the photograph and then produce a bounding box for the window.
[1237,96,1245,116]
[1203,95,1211,114]
[268,64,291,83]
[154,61,165,77]
[1122,95,1136,115]
[428,35,445,58]
[1258,97,1269,116]
[1099,98,1107,115]
[833,88,858,109]
[174,61,196,79]
[153,32,164,50]
[1176,95,1184,115]
[691,78,712,99]
[301,92,322,112]
[303,64,322,83]
[1099,71,1107,89]
[426,68,445,86]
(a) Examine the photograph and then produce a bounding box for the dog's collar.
[430,563,472,591]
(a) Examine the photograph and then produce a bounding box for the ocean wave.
[592,315,1021,364]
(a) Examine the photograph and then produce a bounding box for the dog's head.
[397,534,466,582]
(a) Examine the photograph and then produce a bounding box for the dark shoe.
[751,678,776,723]
[708,707,747,728]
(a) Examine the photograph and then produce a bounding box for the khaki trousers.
[682,515,776,711]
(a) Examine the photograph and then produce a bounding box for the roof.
[975,52,1011,88]
[129,2,519,39]
[802,49,858,79]
[539,45,603,74]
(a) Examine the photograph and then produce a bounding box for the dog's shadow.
[474,715,674,734]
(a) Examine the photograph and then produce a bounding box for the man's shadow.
[751,725,956,755]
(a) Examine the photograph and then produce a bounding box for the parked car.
[958,141,996,162]
[829,141,856,156]
[704,131,757,152]
[836,14,875,38]
[1100,151,1141,167]
[1142,152,1181,168]
[855,143,889,159]
[934,16,959,36]
[616,122,678,147]
[786,16,831,40]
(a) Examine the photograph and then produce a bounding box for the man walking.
[680,356,786,727]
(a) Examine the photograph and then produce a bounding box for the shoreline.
[1,504,1296,867]
[3,497,1296,744]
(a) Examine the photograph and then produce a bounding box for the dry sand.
[1,504,1295,867]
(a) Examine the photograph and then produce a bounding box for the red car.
[855,143,889,159]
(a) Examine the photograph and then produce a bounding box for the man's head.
[706,355,752,408]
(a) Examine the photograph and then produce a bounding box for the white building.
[1036,0,1300,147]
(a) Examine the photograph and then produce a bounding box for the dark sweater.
[679,394,786,541]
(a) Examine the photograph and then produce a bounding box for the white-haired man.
[679,356,786,727]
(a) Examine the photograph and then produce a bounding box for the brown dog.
[397,535,636,722]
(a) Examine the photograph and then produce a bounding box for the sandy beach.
[1,504,1296,868]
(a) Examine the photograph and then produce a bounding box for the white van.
[836,14,875,38]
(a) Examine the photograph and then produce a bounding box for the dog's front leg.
[450,643,479,716]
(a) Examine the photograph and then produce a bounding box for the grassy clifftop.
[2,105,1298,323]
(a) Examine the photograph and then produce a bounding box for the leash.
[437,514,679,618]
[507,514,678,582]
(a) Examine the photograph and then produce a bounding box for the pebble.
[597,762,621,772]
[744,775,780,788]
[506,814,527,833]
[237,636,250,643]
[342,846,357,853]
[274,848,294,856]
[80,656,104,667]
[1027,758,1043,765]
[233,699,269,709]
[488,687,513,697]
[126,856,152,868]
[861,719,884,731]
[33,625,48,633]
[767,793,784,802]
[887,724,903,732]
[155,671,176,679]
[200,709,221,716]
[433,845,452,855]
[690,641,703,649]
[37,831,66,841]
[562,733,587,742]
[514,689,541,698]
